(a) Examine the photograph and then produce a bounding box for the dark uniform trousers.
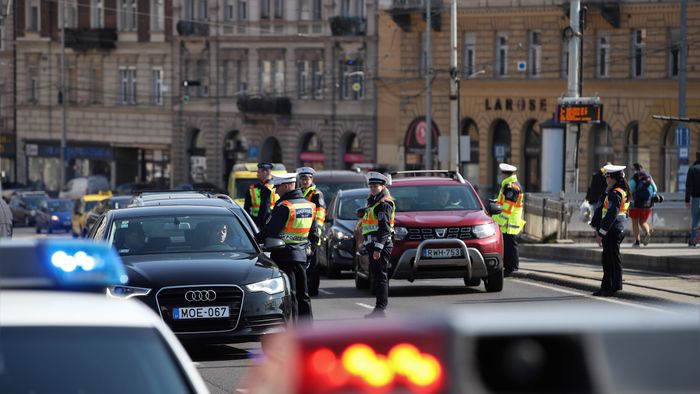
[276,260,313,323]
[601,226,625,292]
[370,242,393,310]
[503,234,519,272]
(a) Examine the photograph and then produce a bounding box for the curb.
[520,244,700,275]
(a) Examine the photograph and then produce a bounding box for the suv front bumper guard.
[392,239,489,282]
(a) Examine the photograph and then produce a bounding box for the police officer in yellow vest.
[492,163,526,277]
[358,172,395,319]
[244,162,278,229]
[296,167,326,297]
[256,173,318,322]
[590,164,631,297]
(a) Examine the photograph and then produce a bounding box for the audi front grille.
[156,285,244,334]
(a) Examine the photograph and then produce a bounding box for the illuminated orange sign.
[557,103,603,123]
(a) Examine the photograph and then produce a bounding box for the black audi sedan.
[89,205,291,344]
[318,188,369,278]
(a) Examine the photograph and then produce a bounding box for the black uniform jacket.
[685,160,700,202]
[363,190,395,253]
[256,189,318,264]
[590,186,627,238]
[244,179,274,228]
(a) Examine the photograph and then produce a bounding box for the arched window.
[491,119,511,189]
[589,122,614,176]
[404,117,440,170]
[299,132,325,169]
[261,137,283,164]
[661,123,678,192]
[461,118,479,186]
[342,132,364,170]
[523,120,541,192]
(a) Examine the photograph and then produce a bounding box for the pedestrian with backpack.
[629,163,657,247]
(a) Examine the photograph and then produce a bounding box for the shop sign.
[343,153,365,163]
[485,98,547,112]
[300,152,325,162]
[405,119,440,154]
[28,143,113,160]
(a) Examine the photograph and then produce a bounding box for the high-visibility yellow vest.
[303,185,326,245]
[249,183,278,217]
[602,187,630,218]
[361,198,395,236]
[278,199,316,245]
[492,175,526,235]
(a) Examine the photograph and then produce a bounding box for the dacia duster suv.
[354,171,505,292]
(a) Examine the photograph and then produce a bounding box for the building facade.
[377,0,700,195]
[0,0,16,184]
[173,0,378,188]
[14,0,175,192]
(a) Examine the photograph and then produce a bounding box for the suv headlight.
[394,226,408,241]
[106,285,151,299]
[246,277,285,295]
[472,222,498,239]
[333,228,351,240]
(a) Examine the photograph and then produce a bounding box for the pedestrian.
[243,162,278,229]
[590,164,631,297]
[296,167,326,297]
[492,163,526,277]
[256,173,317,323]
[358,172,395,318]
[629,163,657,247]
[585,162,612,206]
[686,151,700,247]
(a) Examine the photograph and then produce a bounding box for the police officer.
[244,162,278,229]
[256,173,318,322]
[492,163,525,277]
[359,172,395,318]
[296,167,326,297]
[590,164,631,297]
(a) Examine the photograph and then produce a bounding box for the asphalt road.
[12,227,691,394]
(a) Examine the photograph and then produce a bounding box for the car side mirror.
[486,199,502,215]
[261,238,285,251]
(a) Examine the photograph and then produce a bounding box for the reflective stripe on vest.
[304,186,326,244]
[493,175,526,235]
[361,198,395,235]
[279,200,316,245]
[602,188,630,217]
[249,183,278,217]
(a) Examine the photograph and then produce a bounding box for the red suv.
[354,171,505,292]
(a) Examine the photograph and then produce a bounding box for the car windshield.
[24,195,47,208]
[0,326,193,394]
[391,185,482,212]
[235,179,258,199]
[316,182,367,203]
[337,195,368,220]
[48,201,73,212]
[109,214,256,256]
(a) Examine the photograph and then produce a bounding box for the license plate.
[421,248,463,258]
[173,306,230,320]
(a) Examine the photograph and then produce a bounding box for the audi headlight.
[472,222,498,239]
[51,215,60,221]
[106,285,151,299]
[394,226,408,241]
[246,277,285,295]
[333,228,351,240]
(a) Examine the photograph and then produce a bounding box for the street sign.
[556,103,603,123]
[248,145,259,159]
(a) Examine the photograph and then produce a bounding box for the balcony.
[329,16,367,36]
[64,28,117,51]
[177,20,210,37]
[390,0,442,32]
[237,96,291,116]
[392,0,443,10]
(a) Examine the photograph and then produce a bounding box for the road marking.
[193,362,202,367]
[355,302,374,310]
[511,279,671,314]
[318,289,334,295]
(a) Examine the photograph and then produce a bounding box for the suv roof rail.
[134,189,211,196]
[389,170,466,184]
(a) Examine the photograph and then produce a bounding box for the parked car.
[59,176,110,200]
[318,188,369,278]
[312,170,368,206]
[34,198,74,234]
[1,181,30,203]
[84,195,133,233]
[354,171,505,293]
[9,191,49,227]
[71,191,112,237]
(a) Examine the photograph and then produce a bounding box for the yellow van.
[227,163,287,206]
[72,191,112,237]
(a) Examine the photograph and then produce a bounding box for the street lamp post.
[60,0,67,187]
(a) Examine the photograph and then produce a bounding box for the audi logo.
[185,290,217,302]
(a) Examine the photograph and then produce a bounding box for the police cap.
[296,167,316,177]
[257,162,273,170]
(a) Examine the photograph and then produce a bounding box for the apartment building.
[0,0,16,183]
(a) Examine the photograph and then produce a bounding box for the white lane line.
[193,362,202,367]
[318,289,334,295]
[355,302,375,310]
[511,279,671,314]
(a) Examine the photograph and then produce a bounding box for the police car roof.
[110,204,234,219]
[0,290,161,327]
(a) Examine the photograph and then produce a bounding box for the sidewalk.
[521,243,700,275]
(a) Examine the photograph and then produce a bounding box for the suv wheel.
[464,277,481,287]
[354,260,369,290]
[484,270,504,292]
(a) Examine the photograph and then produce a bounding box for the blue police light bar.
[0,239,128,292]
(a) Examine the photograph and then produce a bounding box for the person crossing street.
[244,162,278,229]
[296,167,326,296]
[256,173,317,323]
[492,163,526,277]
